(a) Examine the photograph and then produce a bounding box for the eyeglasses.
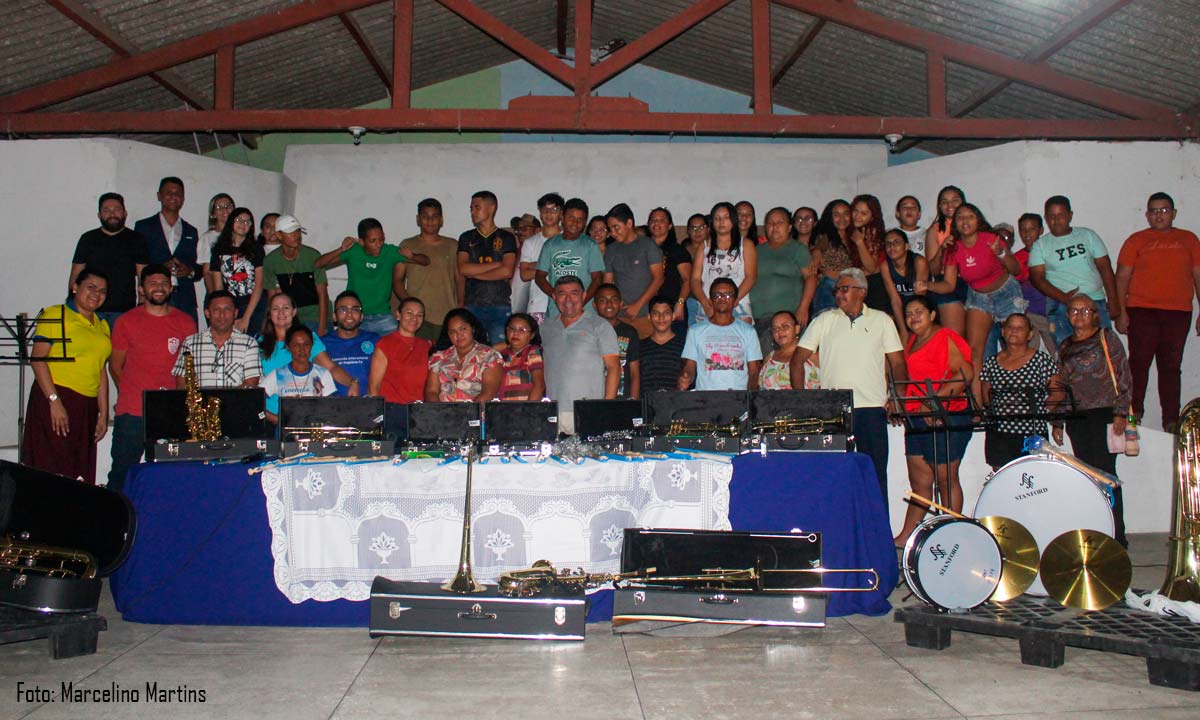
[834,285,863,294]
[233,217,252,225]
[1147,207,1173,215]
[688,225,707,232]
[1067,307,1096,316]
[712,291,736,299]
[336,306,363,315]
[214,203,234,211]
[508,326,532,334]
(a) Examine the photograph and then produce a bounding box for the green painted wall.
[210,67,502,172]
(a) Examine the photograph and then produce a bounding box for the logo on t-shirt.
[168,337,180,354]
[360,340,375,354]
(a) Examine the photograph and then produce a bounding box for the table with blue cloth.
[111,452,897,625]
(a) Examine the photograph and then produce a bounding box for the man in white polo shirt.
[792,267,907,508]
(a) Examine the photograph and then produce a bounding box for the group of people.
[24,177,1200,550]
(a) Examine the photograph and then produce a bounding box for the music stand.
[0,312,74,458]
[888,371,981,511]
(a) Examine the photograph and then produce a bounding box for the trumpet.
[750,417,830,435]
[663,419,743,437]
[282,425,382,443]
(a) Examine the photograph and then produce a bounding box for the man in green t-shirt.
[264,215,331,335]
[315,217,429,335]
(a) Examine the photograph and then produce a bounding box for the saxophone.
[182,351,222,442]
[1159,398,1200,603]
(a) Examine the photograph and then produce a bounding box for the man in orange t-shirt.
[1115,192,1200,431]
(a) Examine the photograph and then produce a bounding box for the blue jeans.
[1046,297,1111,347]
[467,305,510,346]
[361,313,398,336]
[108,414,145,494]
[852,407,890,512]
[813,276,837,316]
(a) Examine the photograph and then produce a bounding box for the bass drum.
[902,515,1002,612]
[974,456,1113,596]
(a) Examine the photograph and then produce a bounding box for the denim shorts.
[929,274,968,306]
[966,276,1026,319]
[904,412,973,464]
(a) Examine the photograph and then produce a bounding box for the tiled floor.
[2,533,1198,720]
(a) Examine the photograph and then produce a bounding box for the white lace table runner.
[259,456,733,603]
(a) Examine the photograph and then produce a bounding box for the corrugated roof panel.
[1,1,115,95]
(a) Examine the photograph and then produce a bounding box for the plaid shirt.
[171,330,263,388]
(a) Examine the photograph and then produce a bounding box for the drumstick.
[903,491,968,519]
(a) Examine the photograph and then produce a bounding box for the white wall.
[283,142,886,292]
[0,138,285,448]
[858,140,1200,433]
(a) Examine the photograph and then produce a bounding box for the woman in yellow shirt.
[22,267,112,484]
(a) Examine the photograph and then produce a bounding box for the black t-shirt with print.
[457,227,517,307]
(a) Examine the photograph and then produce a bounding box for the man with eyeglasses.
[679,277,762,391]
[1115,192,1200,432]
[1028,195,1122,346]
[791,268,906,509]
[514,193,563,322]
[535,197,605,321]
[320,290,377,397]
[172,290,262,389]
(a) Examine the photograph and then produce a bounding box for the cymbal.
[978,515,1039,602]
[1040,530,1132,611]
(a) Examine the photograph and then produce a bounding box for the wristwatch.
[47,393,59,403]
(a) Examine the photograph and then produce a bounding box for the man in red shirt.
[107,264,197,492]
[1115,192,1200,431]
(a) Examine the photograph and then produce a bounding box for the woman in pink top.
[919,203,1021,400]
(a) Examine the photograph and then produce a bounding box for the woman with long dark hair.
[258,292,357,417]
[426,308,503,402]
[647,207,692,330]
[208,206,265,334]
[882,228,929,340]
[689,201,757,325]
[736,200,763,245]
[924,185,968,337]
[850,194,894,321]
[802,199,855,320]
[920,202,1022,400]
[494,312,545,401]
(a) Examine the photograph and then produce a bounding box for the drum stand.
[0,312,73,458]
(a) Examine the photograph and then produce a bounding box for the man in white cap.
[264,214,330,336]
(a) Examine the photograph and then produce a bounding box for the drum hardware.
[1160,398,1200,604]
[442,444,485,594]
[1040,529,1131,611]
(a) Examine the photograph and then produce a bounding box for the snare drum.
[974,456,1113,596]
[902,515,1002,611]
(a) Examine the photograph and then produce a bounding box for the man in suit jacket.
[135,176,202,323]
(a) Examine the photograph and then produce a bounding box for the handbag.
[1099,331,1136,455]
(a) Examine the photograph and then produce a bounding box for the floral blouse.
[499,344,544,401]
[428,342,503,401]
[759,356,792,390]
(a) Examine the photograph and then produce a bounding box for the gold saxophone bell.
[183,351,222,442]
[1160,398,1200,603]
[442,446,485,594]
[0,534,97,579]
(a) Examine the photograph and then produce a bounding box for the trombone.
[617,563,880,594]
